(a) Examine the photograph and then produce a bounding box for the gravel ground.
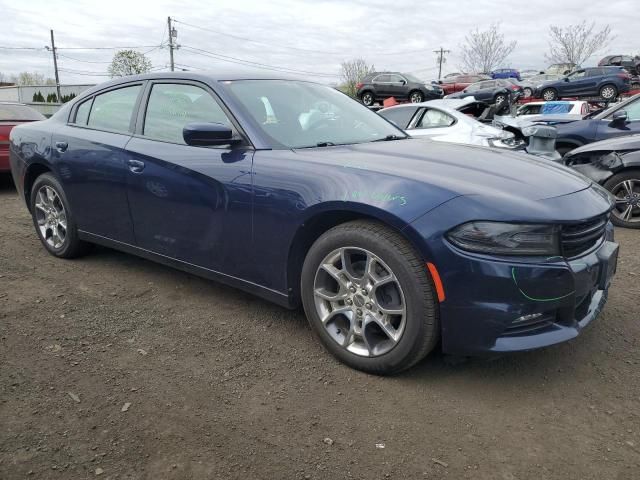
[1,174,639,480]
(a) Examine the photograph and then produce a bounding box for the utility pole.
[167,16,176,72]
[49,30,62,103]
[434,47,450,80]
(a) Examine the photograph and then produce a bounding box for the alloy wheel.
[611,179,640,224]
[523,88,532,98]
[495,94,506,105]
[362,93,373,106]
[313,247,406,357]
[601,86,616,100]
[34,185,67,249]
[410,92,423,103]
[543,90,556,101]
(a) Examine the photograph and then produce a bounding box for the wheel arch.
[23,162,53,212]
[285,206,427,307]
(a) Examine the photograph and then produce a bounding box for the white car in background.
[378,100,520,149]
[515,101,590,119]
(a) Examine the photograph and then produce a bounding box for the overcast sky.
[1,0,639,85]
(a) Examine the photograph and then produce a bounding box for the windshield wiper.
[316,141,337,147]
[371,134,406,142]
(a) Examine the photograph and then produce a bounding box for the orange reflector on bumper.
[427,262,445,303]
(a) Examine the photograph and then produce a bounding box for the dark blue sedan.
[9,72,618,374]
[534,66,631,101]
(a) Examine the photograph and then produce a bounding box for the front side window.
[224,80,406,149]
[622,98,640,121]
[87,85,141,133]
[416,109,455,128]
[379,106,418,129]
[567,70,586,81]
[143,83,232,144]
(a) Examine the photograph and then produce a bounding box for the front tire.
[409,90,424,103]
[494,93,507,105]
[603,170,640,228]
[301,220,439,375]
[360,91,374,106]
[30,173,90,258]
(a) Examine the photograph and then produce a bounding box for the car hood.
[567,133,640,155]
[292,139,591,202]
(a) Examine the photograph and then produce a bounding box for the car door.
[387,74,408,99]
[124,80,255,275]
[473,81,496,101]
[372,74,392,97]
[562,70,595,96]
[595,96,640,140]
[407,107,457,140]
[52,83,143,244]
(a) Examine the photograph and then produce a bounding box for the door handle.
[127,159,145,173]
[55,141,68,153]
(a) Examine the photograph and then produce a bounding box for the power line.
[181,45,340,78]
[173,19,429,57]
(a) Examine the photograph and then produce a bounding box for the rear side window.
[379,107,417,129]
[143,83,232,144]
[74,99,92,125]
[87,85,141,133]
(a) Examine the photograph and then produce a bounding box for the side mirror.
[610,110,628,126]
[564,77,570,82]
[183,122,240,146]
[400,79,407,85]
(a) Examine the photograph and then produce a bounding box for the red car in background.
[439,74,490,95]
[0,102,45,172]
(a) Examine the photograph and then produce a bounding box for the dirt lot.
[0,174,639,480]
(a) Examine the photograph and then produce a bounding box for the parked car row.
[7,71,619,374]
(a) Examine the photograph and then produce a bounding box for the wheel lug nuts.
[365,303,372,309]
[350,286,356,293]
[361,289,367,295]
[346,298,353,305]
[356,309,362,316]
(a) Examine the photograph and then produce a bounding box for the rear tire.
[29,173,91,258]
[599,84,618,101]
[301,220,439,375]
[542,88,558,101]
[523,87,533,98]
[603,170,640,228]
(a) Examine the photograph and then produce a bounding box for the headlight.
[487,137,523,149]
[447,222,561,256]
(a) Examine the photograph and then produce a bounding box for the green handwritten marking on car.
[343,190,407,206]
[511,267,575,302]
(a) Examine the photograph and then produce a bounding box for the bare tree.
[459,23,517,74]
[9,72,56,85]
[108,50,152,78]
[546,22,614,67]
[340,59,375,98]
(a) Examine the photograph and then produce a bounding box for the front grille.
[561,215,608,258]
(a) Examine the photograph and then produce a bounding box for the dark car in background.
[439,74,490,95]
[563,134,640,228]
[447,78,523,105]
[535,66,631,101]
[0,102,45,172]
[356,72,443,106]
[9,72,617,374]
[491,68,521,81]
[553,93,640,155]
[598,55,640,76]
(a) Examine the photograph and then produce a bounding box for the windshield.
[224,80,406,149]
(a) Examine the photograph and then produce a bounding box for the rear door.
[53,83,143,243]
[474,81,497,102]
[124,80,254,274]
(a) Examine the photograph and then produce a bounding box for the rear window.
[0,104,45,121]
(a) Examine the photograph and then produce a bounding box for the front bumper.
[406,190,617,355]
